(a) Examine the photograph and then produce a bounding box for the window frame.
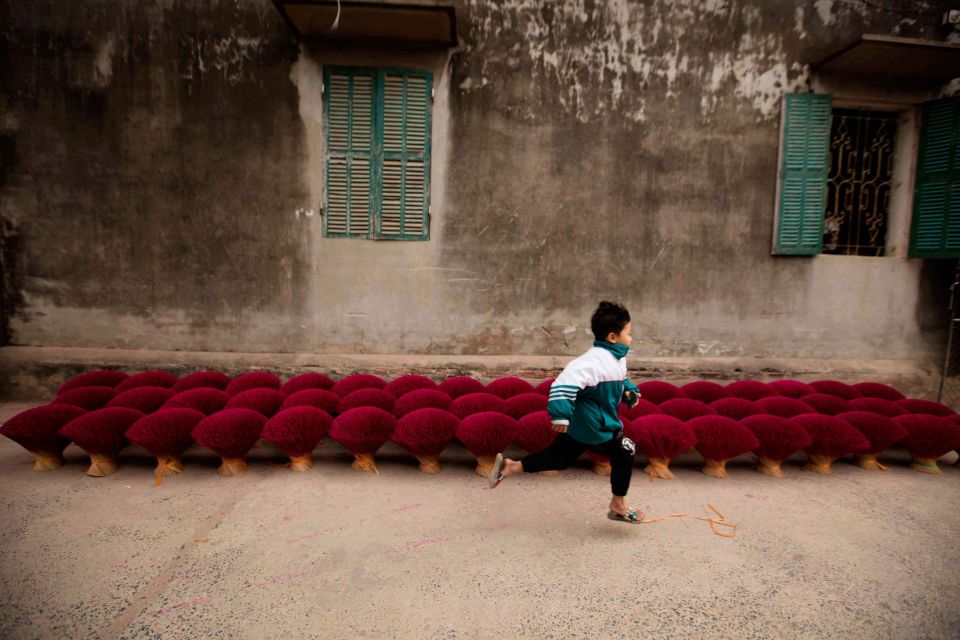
[772,92,927,259]
[322,65,433,241]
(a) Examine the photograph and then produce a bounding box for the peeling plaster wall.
[0,0,956,364]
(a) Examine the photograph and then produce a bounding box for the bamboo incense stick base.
[856,454,889,472]
[32,451,64,472]
[702,459,728,479]
[416,456,441,474]
[475,456,495,478]
[756,458,783,478]
[645,458,674,480]
[803,454,834,475]
[153,455,185,486]
[289,455,313,472]
[87,454,119,477]
[352,454,379,474]
[218,457,249,476]
[910,457,942,474]
[591,461,612,476]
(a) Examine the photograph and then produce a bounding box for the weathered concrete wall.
[0,0,956,365]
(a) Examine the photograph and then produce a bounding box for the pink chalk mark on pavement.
[391,502,423,513]
[151,596,212,617]
[405,536,451,550]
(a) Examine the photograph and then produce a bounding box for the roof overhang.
[272,0,457,47]
[812,34,960,86]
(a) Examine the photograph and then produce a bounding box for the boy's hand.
[551,422,568,433]
[624,391,640,409]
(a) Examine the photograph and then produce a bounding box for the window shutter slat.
[381,159,403,234]
[404,161,425,235]
[324,69,374,238]
[910,98,960,258]
[379,70,431,240]
[773,93,831,255]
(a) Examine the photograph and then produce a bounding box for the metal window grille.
[824,108,898,256]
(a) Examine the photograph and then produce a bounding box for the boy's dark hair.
[591,301,631,341]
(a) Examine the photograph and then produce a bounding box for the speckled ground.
[0,402,958,640]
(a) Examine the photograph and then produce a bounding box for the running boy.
[488,301,644,523]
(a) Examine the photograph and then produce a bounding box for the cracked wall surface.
[0,0,956,362]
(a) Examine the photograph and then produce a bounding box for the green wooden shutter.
[378,69,431,240]
[773,93,831,255]
[324,68,375,238]
[910,98,960,258]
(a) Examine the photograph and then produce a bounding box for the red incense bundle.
[331,374,387,398]
[191,409,267,476]
[637,381,684,404]
[383,375,438,398]
[891,414,960,473]
[896,399,955,417]
[170,371,231,393]
[107,386,175,414]
[225,388,287,417]
[688,416,759,478]
[534,379,555,396]
[261,407,333,471]
[658,398,717,422]
[790,414,870,474]
[329,407,397,473]
[162,388,230,415]
[625,414,696,480]
[125,409,205,481]
[754,396,817,419]
[59,407,144,476]
[513,412,560,477]
[485,377,535,399]
[393,389,453,418]
[618,399,661,422]
[391,408,459,473]
[280,373,335,395]
[54,386,117,411]
[851,382,905,402]
[225,371,282,396]
[847,397,908,418]
[449,392,508,419]
[740,414,811,478]
[799,394,853,416]
[710,398,766,421]
[680,381,730,403]
[809,380,861,401]
[280,389,340,414]
[767,379,816,398]
[0,404,86,470]
[59,370,128,394]
[437,376,485,399]
[504,393,548,419]
[336,388,396,414]
[455,411,516,477]
[836,411,908,471]
[116,370,178,392]
[513,411,558,453]
[725,380,775,401]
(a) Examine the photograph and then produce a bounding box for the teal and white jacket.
[548,341,640,445]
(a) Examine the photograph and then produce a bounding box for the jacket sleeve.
[622,377,640,404]
[547,358,598,424]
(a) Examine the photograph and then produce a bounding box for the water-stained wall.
[1,0,955,362]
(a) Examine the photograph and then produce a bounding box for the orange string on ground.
[636,498,737,538]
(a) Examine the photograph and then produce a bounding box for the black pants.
[522,431,636,497]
